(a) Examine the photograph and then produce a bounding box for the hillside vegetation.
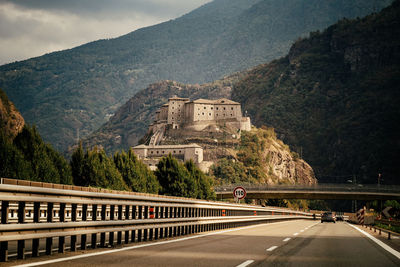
[232,1,400,184]
[0,0,390,151]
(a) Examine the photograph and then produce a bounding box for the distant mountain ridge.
[0,0,391,151]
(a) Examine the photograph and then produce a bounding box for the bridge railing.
[0,178,313,262]
[215,183,400,193]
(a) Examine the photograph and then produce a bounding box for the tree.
[71,146,128,191]
[114,149,160,194]
[12,125,72,184]
[155,154,197,198]
[185,160,215,200]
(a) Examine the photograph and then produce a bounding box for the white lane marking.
[266,246,278,252]
[293,233,299,236]
[300,230,304,232]
[13,220,298,267]
[283,237,291,242]
[236,260,254,267]
[347,223,400,260]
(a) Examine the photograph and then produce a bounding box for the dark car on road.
[321,212,335,223]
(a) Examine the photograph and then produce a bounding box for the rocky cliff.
[0,88,24,140]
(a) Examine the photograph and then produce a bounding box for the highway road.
[13,220,400,267]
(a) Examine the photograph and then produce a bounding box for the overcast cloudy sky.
[0,0,211,65]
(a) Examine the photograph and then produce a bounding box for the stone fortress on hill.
[132,96,251,171]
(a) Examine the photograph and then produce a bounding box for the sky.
[0,0,211,65]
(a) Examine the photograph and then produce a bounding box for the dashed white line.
[293,233,299,236]
[236,260,254,267]
[300,230,304,232]
[12,221,295,267]
[266,246,278,252]
[347,223,400,260]
[283,237,291,242]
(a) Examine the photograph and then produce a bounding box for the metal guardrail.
[0,178,313,262]
[362,224,400,240]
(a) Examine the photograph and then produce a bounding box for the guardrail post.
[71,235,77,252]
[45,202,54,255]
[160,207,164,218]
[0,241,8,262]
[32,238,39,257]
[1,201,9,224]
[109,205,115,247]
[17,239,25,259]
[58,203,66,253]
[81,234,87,250]
[59,236,65,253]
[100,205,106,247]
[138,206,142,219]
[117,205,122,245]
[81,204,87,250]
[144,206,149,219]
[1,201,9,261]
[18,201,26,223]
[388,232,391,240]
[46,236,53,255]
[91,204,97,249]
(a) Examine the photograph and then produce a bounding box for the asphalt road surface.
[13,220,400,267]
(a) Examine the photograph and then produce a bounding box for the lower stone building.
[132,144,203,170]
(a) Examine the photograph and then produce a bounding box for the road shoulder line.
[347,223,400,260]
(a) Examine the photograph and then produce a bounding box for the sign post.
[233,186,246,203]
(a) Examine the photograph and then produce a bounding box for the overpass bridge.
[215,184,400,201]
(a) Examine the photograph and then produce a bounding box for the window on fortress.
[162,151,165,154]
[231,107,234,110]
[204,107,206,109]
[172,112,174,114]
[216,107,219,110]
[209,113,211,116]
[173,151,176,153]
[157,151,159,154]
[231,114,233,116]
[223,107,226,110]
[172,107,174,109]
[151,151,153,154]
[211,107,213,110]
[202,112,204,115]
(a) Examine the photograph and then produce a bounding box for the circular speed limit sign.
[233,186,246,200]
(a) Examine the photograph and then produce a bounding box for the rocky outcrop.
[266,139,316,185]
[0,89,24,140]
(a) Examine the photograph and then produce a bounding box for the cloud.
[0,0,211,65]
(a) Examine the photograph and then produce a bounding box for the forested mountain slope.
[232,0,400,184]
[0,0,390,151]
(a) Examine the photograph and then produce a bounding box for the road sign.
[233,186,246,200]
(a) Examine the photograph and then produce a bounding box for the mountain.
[232,0,400,184]
[88,0,400,185]
[0,0,391,152]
